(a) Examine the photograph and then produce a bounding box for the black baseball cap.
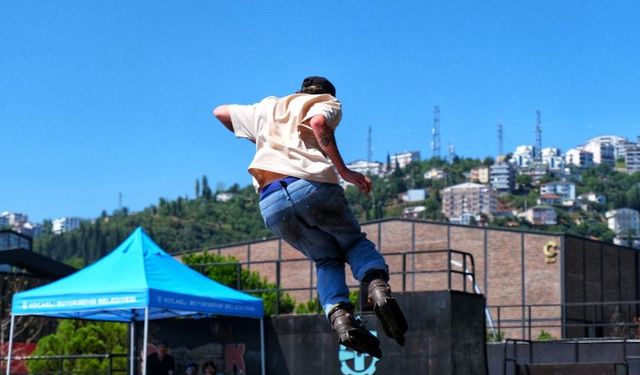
[298,76,336,97]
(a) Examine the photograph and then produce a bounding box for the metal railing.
[0,353,128,375]
[502,338,633,375]
[191,248,478,315]
[488,300,640,341]
[503,338,532,375]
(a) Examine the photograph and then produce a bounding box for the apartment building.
[625,144,640,174]
[441,182,497,220]
[346,159,383,176]
[390,151,420,170]
[586,135,629,160]
[510,145,536,168]
[519,206,557,226]
[565,148,594,168]
[0,215,8,228]
[540,181,576,204]
[581,139,615,166]
[541,148,564,170]
[469,167,489,184]
[578,192,606,205]
[0,211,27,226]
[52,217,82,234]
[606,208,640,236]
[490,162,516,192]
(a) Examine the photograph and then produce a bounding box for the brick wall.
[564,237,640,338]
[180,218,638,340]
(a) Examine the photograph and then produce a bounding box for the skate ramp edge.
[267,290,488,374]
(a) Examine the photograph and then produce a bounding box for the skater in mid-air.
[213,76,407,358]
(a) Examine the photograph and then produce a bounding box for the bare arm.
[213,105,234,133]
[309,115,372,194]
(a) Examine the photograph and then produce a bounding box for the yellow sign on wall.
[543,241,559,264]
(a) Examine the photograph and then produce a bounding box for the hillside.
[33,182,271,266]
[33,160,640,265]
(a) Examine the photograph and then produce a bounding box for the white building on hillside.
[403,206,426,219]
[577,192,606,206]
[469,167,490,184]
[215,192,235,202]
[401,189,428,202]
[0,212,27,226]
[52,217,82,234]
[606,208,640,236]
[519,206,557,226]
[15,222,44,238]
[541,148,564,170]
[625,144,640,174]
[490,162,515,192]
[510,145,536,168]
[586,135,630,160]
[390,151,420,170]
[540,181,576,204]
[441,182,497,220]
[581,139,615,166]
[565,148,594,168]
[425,168,447,181]
[347,160,383,176]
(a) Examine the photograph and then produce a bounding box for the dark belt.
[259,176,300,200]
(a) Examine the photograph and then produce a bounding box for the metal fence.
[501,338,640,375]
[189,248,640,342]
[489,300,640,341]
[191,248,478,314]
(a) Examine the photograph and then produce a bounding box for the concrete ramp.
[518,363,627,375]
[267,290,488,374]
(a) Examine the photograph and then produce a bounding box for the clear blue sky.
[2,1,639,222]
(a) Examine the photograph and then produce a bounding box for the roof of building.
[0,249,77,280]
[173,216,631,256]
[442,182,488,191]
[606,208,640,216]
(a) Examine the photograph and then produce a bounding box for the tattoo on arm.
[320,132,335,147]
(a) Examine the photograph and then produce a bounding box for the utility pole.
[367,125,373,165]
[432,106,441,159]
[498,123,504,156]
[535,111,542,162]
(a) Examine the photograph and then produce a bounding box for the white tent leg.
[260,317,265,375]
[5,315,15,375]
[141,308,149,375]
[129,320,135,375]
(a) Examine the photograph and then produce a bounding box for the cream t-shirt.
[228,93,342,191]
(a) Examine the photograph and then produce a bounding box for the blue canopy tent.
[6,227,265,375]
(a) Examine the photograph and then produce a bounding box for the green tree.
[626,184,640,211]
[202,175,212,200]
[181,251,295,315]
[422,195,445,221]
[515,174,533,192]
[28,320,127,374]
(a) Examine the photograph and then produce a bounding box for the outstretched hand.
[341,169,372,195]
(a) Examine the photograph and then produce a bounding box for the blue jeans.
[259,179,387,315]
